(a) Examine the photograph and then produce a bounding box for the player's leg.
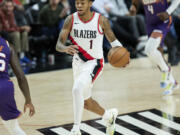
[84,97,118,135]
[145,34,169,72]
[144,31,178,95]
[71,72,92,135]
[83,59,118,135]
[2,119,26,135]
[84,97,105,116]
[0,80,26,135]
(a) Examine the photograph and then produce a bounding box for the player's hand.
[129,5,137,16]
[65,45,79,55]
[24,101,35,117]
[157,12,169,21]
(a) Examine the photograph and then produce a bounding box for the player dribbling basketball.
[56,0,129,134]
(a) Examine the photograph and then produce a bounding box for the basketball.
[108,46,130,68]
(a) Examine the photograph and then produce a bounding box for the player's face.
[75,0,92,16]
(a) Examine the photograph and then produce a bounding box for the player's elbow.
[56,44,62,52]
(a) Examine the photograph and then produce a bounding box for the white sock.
[145,37,169,72]
[2,119,26,135]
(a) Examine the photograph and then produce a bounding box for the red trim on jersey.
[92,59,103,83]
[70,14,74,32]
[98,14,103,35]
[69,36,94,60]
[78,12,95,23]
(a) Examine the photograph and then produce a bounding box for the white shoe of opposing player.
[70,125,81,135]
[103,108,118,135]
[163,81,179,96]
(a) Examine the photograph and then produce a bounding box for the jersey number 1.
[89,40,93,49]
[0,52,6,72]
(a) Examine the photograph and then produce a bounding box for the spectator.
[173,5,180,39]
[61,0,70,15]
[0,0,30,62]
[38,0,67,61]
[109,0,147,39]
[39,0,67,37]
[92,0,113,18]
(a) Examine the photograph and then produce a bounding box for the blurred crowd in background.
[0,0,180,73]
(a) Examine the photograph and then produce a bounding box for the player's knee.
[145,37,161,56]
[72,78,88,95]
[72,87,81,97]
[72,82,84,96]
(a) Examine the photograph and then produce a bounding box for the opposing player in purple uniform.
[0,37,35,135]
[130,0,180,95]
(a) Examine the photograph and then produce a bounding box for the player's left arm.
[9,44,35,117]
[99,15,122,48]
[157,0,180,21]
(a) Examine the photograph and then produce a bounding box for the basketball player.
[56,0,128,134]
[130,0,180,95]
[0,37,35,135]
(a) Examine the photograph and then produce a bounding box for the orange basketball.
[108,46,130,68]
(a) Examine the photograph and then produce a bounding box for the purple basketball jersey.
[0,37,10,79]
[0,37,21,120]
[142,0,172,46]
[143,0,169,25]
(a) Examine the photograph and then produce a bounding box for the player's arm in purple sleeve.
[157,0,180,21]
[9,44,35,117]
[99,15,122,47]
[56,15,78,55]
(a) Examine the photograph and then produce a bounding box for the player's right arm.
[9,44,35,117]
[56,15,78,55]
[129,0,140,15]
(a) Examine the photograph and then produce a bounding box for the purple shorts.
[147,18,172,47]
[0,79,21,121]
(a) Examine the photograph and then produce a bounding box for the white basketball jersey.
[70,12,104,60]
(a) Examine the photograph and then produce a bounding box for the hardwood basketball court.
[0,57,180,135]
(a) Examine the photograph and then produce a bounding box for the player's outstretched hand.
[65,45,79,55]
[24,101,35,117]
[129,5,137,16]
[157,12,169,21]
